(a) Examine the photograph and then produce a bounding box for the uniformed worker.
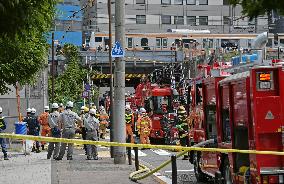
[175,106,189,160]
[47,103,61,159]
[55,101,82,160]
[99,107,109,139]
[38,106,51,150]
[137,108,152,144]
[58,103,64,113]
[125,105,134,143]
[0,107,8,160]
[85,108,100,160]
[80,106,89,155]
[25,108,41,153]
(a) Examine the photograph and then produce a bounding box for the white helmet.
[44,106,50,111]
[140,108,146,113]
[59,103,64,107]
[81,106,86,110]
[125,105,131,110]
[0,107,2,113]
[27,108,32,113]
[52,103,59,109]
[31,108,36,114]
[89,108,96,115]
[66,101,74,108]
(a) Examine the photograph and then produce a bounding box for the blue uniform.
[0,116,8,158]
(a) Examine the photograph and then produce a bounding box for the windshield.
[152,96,171,114]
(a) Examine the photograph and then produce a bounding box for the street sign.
[82,91,89,98]
[84,83,91,91]
[111,41,125,58]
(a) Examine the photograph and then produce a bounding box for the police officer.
[47,103,61,159]
[85,108,100,160]
[56,101,81,160]
[25,108,41,153]
[0,107,8,160]
[175,106,189,160]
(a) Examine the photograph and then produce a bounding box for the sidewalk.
[0,146,160,184]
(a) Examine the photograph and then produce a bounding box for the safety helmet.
[59,103,64,107]
[44,106,50,111]
[51,103,59,109]
[84,107,89,113]
[0,107,2,113]
[31,108,36,114]
[26,108,32,113]
[177,106,186,114]
[140,108,146,113]
[125,105,131,110]
[81,106,86,111]
[66,101,73,108]
[89,108,96,115]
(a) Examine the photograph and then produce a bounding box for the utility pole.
[51,32,55,103]
[113,0,126,164]
[108,0,114,158]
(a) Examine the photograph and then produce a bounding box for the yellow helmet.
[84,107,89,113]
[177,106,186,114]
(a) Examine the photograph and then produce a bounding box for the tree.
[49,44,88,103]
[229,0,284,18]
[0,0,56,94]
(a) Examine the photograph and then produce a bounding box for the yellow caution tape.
[92,74,146,80]
[1,133,284,156]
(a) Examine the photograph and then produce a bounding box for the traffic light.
[56,45,62,56]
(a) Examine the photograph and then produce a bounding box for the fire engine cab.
[189,64,284,184]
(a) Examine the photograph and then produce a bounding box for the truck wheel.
[223,158,232,184]
[193,152,207,182]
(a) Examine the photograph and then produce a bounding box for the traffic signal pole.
[113,0,126,164]
[51,32,55,103]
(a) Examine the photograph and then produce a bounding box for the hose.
[129,139,214,181]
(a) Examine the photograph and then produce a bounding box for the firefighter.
[0,107,8,160]
[25,108,41,153]
[99,107,109,139]
[47,103,61,159]
[85,108,100,160]
[55,101,82,160]
[175,106,189,160]
[125,105,134,143]
[26,108,32,117]
[38,106,51,150]
[137,108,152,144]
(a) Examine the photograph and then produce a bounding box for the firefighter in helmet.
[137,108,152,144]
[38,106,51,150]
[125,105,134,143]
[99,106,109,139]
[176,106,189,159]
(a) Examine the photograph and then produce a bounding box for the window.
[174,16,184,25]
[152,96,171,114]
[186,0,196,5]
[161,15,171,24]
[187,16,196,26]
[161,0,171,4]
[223,0,230,5]
[136,15,146,24]
[127,38,133,48]
[199,16,208,25]
[199,0,208,5]
[136,0,145,4]
[95,37,102,42]
[223,16,230,25]
[205,105,217,139]
[173,0,183,5]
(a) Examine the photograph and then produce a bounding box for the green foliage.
[229,0,284,18]
[0,0,56,94]
[49,44,88,104]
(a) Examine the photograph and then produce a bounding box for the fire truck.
[189,64,284,184]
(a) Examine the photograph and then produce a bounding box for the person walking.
[38,106,51,150]
[85,108,100,160]
[47,103,61,159]
[137,108,152,144]
[25,108,41,153]
[0,107,8,160]
[55,101,81,160]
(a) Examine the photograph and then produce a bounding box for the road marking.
[151,149,171,156]
[164,169,194,173]
[131,150,147,157]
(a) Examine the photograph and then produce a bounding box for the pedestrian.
[125,105,134,143]
[85,108,100,160]
[99,107,109,139]
[137,108,152,144]
[55,101,82,160]
[47,103,61,159]
[38,106,51,150]
[0,107,8,160]
[25,108,41,153]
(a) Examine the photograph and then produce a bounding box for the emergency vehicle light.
[259,73,271,81]
[256,71,274,91]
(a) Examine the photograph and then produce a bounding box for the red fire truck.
[189,65,284,183]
